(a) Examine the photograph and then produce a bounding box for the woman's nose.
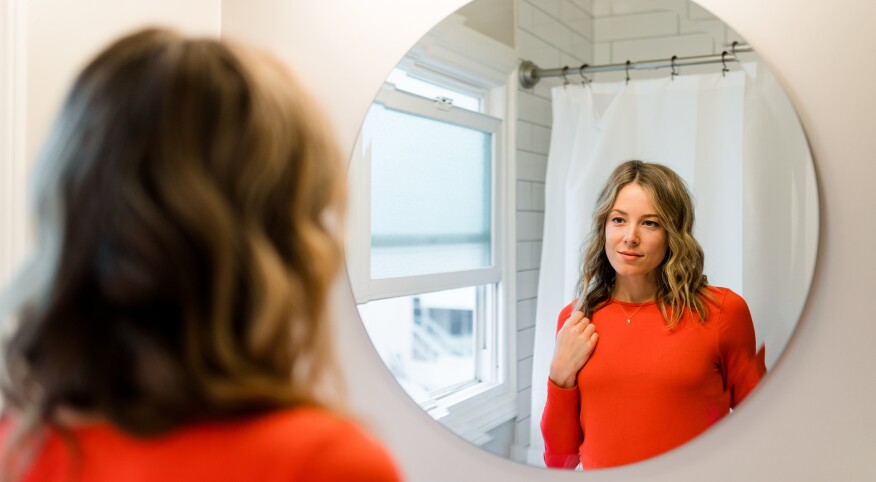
[623,227,639,245]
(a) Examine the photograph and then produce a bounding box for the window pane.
[358,286,479,398]
[386,68,481,112]
[370,106,492,279]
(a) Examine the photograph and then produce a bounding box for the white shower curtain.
[525,65,817,465]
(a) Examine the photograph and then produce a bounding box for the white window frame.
[352,86,502,300]
[346,14,519,446]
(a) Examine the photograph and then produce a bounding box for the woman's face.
[604,183,668,285]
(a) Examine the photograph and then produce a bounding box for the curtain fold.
[525,65,817,465]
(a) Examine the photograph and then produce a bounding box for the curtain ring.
[721,51,730,77]
[578,64,590,84]
[625,60,631,85]
[670,55,679,80]
[731,40,739,57]
[562,66,570,87]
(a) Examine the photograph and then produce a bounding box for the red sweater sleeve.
[540,302,583,469]
[716,290,766,407]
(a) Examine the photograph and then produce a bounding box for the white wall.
[23,0,221,163]
[225,0,876,481]
[0,0,27,289]
[0,0,221,287]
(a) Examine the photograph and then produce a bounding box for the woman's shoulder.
[559,300,577,319]
[5,407,402,482]
[555,300,578,333]
[701,286,751,322]
[225,407,359,444]
[702,286,745,307]
[239,407,402,481]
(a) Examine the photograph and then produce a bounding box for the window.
[346,16,518,443]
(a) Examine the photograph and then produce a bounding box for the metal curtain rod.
[519,42,753,88]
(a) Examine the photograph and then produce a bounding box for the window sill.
[425,381,518,446]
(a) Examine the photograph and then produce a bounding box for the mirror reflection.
[346,0,817,469]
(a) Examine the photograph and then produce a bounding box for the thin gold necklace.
[616,301,646,324]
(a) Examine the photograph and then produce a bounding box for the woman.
[541,160,765,469]
[0,28,400,481]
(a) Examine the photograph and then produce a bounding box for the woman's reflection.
[542,160,766,469]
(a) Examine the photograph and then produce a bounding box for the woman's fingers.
[563,311,585,329]
[560,316,597,361]
[549,316,598,389]
[580,324,598,355]
[582,321,596,337]
[586,332,599,352]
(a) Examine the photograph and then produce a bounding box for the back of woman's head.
[1,28,346,435]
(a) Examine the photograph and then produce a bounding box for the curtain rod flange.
[519,60,540,89]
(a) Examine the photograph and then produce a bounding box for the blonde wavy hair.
[575,160,711,327]
[0,27,346,473]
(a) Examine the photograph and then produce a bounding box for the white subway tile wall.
[515,269,540,301]
[516,120,533,151]
[515,212,544,242]
[517,91,552,126]
[515,417,532,450]
[594,11,678,41]
[531,183,546,211]
[516,298,537,329]
[518,30,561,69]
[518,386,533,417]
[609,0,687,15]
[561,2,594,39]
[537,0,563,18]
[591,0,741,82]
[516,181,534,211]
[514,0,593,455]
[517,241,536,270]
[517,151,547,182]
[510,0,742,456]
[517,358,534,390]
[687,1,717,20]
[612,32,712,61]
[516,327,536,360]
[592,0,611,17]
[531,125,551,153]
[593,41,612,64]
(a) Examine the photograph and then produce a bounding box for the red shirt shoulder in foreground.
[1,407,402,482]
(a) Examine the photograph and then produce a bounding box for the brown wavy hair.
[574,160,711,327]
[0,27,346,472]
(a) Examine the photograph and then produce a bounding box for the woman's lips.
[618,251,643,261]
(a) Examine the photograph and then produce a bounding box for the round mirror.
[346,0,817,470]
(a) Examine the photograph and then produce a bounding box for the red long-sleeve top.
[2,407,401,482]
[541,287,765,469]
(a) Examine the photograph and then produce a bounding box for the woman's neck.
[612,277,657,303]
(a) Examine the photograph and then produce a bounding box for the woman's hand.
[549,311,599,389]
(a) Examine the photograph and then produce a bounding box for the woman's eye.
[610,217,624,224]
[643,220,660,228]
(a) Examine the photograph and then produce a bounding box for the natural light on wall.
[0,0,29,291]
